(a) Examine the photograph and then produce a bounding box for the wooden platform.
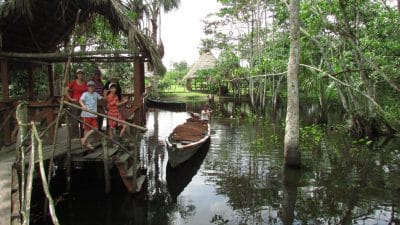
[0,162,13,225]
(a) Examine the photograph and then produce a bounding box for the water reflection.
[167,140,210,203]
[41,99,400,225]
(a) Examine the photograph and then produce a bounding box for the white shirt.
[201,109,211,121]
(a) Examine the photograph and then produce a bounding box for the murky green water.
[39,99,400,225]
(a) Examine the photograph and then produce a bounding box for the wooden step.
[83,149,103,160]
[107,147,119,157]
[124,164,140,178]
[136,175,146,192]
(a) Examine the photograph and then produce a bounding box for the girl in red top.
[105,83,128,139]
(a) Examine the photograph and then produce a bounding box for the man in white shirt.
[200,104,212,121]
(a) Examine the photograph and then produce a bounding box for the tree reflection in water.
[47,101,400,225]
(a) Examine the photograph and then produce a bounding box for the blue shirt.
[80,92,102,118]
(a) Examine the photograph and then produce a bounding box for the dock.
[0,125,146,225]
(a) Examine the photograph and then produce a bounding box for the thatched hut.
[183,52,216,91]
[0,0,163,145]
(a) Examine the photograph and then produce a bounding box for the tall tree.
[284,0,301,167]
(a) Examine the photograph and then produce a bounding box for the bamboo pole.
[102,137,111,193]
[0,50,138,59]
[23,127,36,225]
[65,111,132,155]
[45,9,81,215]
[31,124,60,225]
[65,115,72,192]
[15,103,28,223]
[63,101,148,132]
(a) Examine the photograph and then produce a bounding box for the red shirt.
[67,80,88,101]
[106,94,119,113]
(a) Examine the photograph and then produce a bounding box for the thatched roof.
[184,52,217,80]
[0,0,165,74]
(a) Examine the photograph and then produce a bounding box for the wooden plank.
[136,175,146,192]
[124,163,140,178]
[83,149,103,160]
[107,147,119,157]
[115,153,130,165]
[0,161,13,225]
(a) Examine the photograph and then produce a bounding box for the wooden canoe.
[165,120,210,168]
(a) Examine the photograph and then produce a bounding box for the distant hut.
[183,52,217,91]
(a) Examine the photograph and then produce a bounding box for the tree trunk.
[398,0,400,12]
[284,0,301,168]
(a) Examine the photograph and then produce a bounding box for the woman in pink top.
[65,69,88,138]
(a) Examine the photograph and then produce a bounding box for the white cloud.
[161,0,221,69]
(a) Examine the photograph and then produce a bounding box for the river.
[37,99,400,225]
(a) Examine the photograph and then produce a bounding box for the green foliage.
[300,124,324,145]
[159,61,188,91]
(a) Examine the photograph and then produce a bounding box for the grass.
[159,85,208,102]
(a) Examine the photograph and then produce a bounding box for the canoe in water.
[165,118,210,168]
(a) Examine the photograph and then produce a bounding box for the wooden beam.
[0,50,146,59]
[1,60,9,101]
[47,64,54,97]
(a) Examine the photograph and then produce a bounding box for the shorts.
[107,110,121,129]
[82,117,98,131]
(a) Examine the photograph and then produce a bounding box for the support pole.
[133,58,145,125]
[1,59,9,100]
[102,137,111,194]
[1,60,11,145]
[65,115,72,192]
[15,103,28,223]
[48,64,55,97]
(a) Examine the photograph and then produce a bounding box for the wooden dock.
[0,125,147,225]
[0,162,13,225]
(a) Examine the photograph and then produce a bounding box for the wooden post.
[48,64,55,97]
[102,137,111,193]
[65,114,72,192]
[15,103,28,223]
[0,60,11,144]
[27,64,35,101]
[1,59,9,100]
[1,109,12,145]
[133,58,145,126]
[128,141,137,192]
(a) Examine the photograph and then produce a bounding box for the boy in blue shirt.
[79,81,103,150]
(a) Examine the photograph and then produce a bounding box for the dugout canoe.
[165,119,211,168]
[146,98,186,111]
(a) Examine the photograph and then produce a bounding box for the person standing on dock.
[105,83,128,139]
[92,69,105,131]
[79,81,103,150]
[65,69,88,138]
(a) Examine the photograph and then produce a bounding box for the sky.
[161,0,221,69]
